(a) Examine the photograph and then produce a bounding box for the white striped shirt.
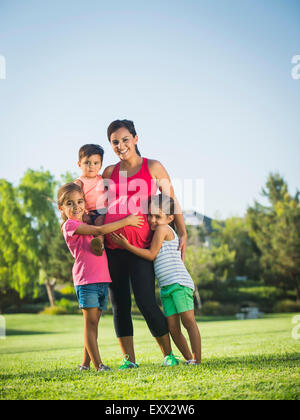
[154,226,195,290]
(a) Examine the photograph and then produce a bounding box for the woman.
[103,119,187,368]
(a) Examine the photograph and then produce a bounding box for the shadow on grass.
[131,314,237,323]
[5,329,57,336]
[1,345,82,355]
[1,352,299,383]
[203,352,300,371]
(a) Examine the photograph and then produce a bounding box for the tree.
[211,217,260,280]
[18,169,59,306]
[271,195,300,301]
[0,179,40,307]
[185,243,235,302]
[247,173,300,301]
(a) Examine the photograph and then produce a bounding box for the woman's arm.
[75,214,144,236]
[102,165,116,182]
[148,159,187,261]
[110,225,168,261]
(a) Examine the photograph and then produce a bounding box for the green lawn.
[0,313,299,400]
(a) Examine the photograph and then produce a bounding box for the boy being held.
[74,144,107,256]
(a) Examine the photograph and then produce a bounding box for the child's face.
[147,207,174,231]
[78,154,102,178]
[59,191,85,221]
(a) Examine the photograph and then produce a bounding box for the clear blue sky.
[0,0,299,219]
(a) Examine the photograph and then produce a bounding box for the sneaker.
[78,365,90,371]
[91,237,104,256]
[163,351,180,367]
[118,354,139,370]
[98,364,112,372]
[185,360,201,365]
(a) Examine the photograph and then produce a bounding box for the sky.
[0,0,299,219]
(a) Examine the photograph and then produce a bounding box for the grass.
[0,313,299,400]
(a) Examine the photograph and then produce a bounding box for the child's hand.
[110,233,129,248]
[126,213,144,228]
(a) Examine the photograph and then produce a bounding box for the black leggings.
[105,248,169,338]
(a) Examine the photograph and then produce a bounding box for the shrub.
[201,301,239,316]
[59,285,76,296]
[39,306,68,315]
[218,303,239,315]
[202,301,221,315]
[56,298,79,313]
[273,300,300,313]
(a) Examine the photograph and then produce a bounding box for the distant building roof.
[183,211,213,233]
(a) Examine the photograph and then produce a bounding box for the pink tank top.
[104,158,157,249]
[75,175,107,212]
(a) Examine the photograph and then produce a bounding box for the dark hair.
[107,119,141,157]
[78,144,104,162]
[57,182,84,226]
[148,194,176,216]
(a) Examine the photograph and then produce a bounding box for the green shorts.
[160,283,194,317]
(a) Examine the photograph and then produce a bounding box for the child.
[57,182,144,372]
[74,144,107,256]
[111,194,202,365]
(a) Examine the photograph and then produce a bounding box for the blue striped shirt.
[154,226,195,290]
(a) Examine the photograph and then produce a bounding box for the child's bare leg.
[167,314,193,360]
[180,310,202,363]
[82,347,91,367]
[82,307,103,370]
[91,214,105,256]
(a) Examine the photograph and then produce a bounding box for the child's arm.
[110,225,168,261]
[75,214,144,236]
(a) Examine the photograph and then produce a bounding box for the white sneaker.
[185,359,201,365]
[78,365,90,371]
[98,364,112,372]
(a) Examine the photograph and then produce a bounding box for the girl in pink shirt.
[58,182,144,372]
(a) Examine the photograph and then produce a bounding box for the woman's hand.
[178,233,187,262]
[126,213,144,228]
[110,233,129,248]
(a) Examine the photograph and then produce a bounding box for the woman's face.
[109,127,138,161]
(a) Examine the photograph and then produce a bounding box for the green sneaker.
[118,354,139,370]
[163,351,180,367]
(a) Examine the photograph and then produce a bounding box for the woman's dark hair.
[107,119,141,157]
[78,144,104,162]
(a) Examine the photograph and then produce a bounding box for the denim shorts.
[75,283,109,310]
[90,208,108,224]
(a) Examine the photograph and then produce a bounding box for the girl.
[111,194,202,365]
[57,182,144,372]
[102,119,187,369]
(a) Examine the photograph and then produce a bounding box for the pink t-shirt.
[62,219,111,286]
[104,158,157,250]
[74,175,108,212]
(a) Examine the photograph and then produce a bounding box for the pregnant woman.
[103,119,187,368]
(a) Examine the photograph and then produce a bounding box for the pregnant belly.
[104,212,153,250]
